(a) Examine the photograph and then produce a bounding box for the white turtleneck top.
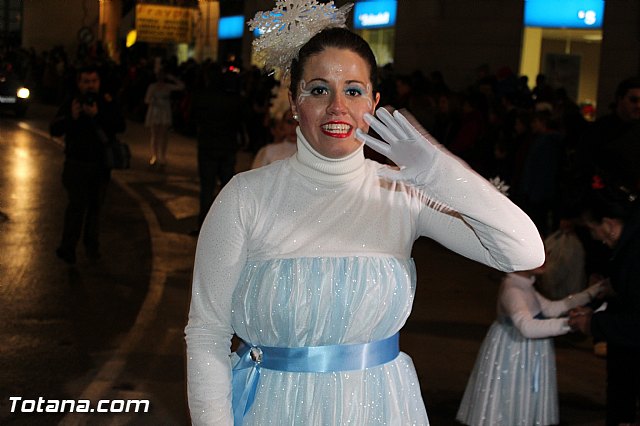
[185,129,545,425]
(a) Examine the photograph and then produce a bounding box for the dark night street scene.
[1,0,639,424]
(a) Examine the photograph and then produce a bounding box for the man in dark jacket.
[50,65,126,264]
[190,63,244,231]
[569,188,640,425]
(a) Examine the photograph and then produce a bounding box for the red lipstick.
[320,121,353,138]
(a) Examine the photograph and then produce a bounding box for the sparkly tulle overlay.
[232,257,428,424]
[456,319,558,425]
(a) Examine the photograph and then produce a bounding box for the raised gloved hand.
[355,107,442,186]
[357,108,545,273]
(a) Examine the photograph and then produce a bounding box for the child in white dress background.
[144,68,184,168]
[456,265,602,425]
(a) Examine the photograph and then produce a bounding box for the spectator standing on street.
[447,91,488,167]
[573,77,640,191]
[144,68,184,168]
[569,178,640,426]
[50,64,126,264]
[562,77,640,285]
[515,109,563,236]
[190,63,244,231]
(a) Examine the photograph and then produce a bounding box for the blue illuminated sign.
[524,0,604,29]
[218,15,244,40]
[353,0,397,30]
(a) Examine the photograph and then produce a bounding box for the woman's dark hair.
[289,27,378,98]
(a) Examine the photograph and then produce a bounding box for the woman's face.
[290,47,380,158]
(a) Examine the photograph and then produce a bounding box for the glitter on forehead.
[328,64,344,75]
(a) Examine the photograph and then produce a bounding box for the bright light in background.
[524,0,604,29]
[3,125,47,289]
[17,88,29,99]
[12,147,32,181]
[218,15,244,40]
[578,10,597,26]
[10,132,36,183]
[126,30,137,48]
[353,0,397,30]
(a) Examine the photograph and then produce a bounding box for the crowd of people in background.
[2,37,639,424]
[2,42,638,238]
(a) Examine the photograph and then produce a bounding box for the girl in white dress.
[185,2,545,425]
[456,267,602,425]
[251,110,298,169]
[144,68,184,167]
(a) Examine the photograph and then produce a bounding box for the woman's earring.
[293,113,299,121]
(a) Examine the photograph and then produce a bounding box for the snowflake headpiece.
[489,176,510,197]
[248,0,354,78]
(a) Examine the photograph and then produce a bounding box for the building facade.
[13,0,640,115]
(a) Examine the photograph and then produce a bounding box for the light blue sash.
[231,333,400,425]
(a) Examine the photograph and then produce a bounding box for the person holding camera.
[50,64,126,265]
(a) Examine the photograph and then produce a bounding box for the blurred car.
[0,72,30,117]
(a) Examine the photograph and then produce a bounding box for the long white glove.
[356,107,545,273]
[356,108,441,186]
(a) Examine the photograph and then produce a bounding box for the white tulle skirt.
[144,105,172,127]
[456,320,559,425]
[231,257,430,425]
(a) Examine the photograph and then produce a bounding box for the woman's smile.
[321,121,353,138]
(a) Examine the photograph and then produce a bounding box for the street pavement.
[0,101,608,425]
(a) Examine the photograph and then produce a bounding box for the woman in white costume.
[144,68,184,167]
[185,1,545,425]
[456,267,602,425]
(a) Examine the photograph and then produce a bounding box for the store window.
[353,0,396,66]
[356,27,394,67]
[520,0,604,117]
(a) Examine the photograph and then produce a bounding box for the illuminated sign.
[524,0,604,29]
[135,4,193,43]
[219,15,245,40]
[353,0,397,30]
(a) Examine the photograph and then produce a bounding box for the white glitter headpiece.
[248,0,354,78]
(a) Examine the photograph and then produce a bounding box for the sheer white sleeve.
[414,148,545,272]
[501,285,570,339]
[185,178,249,426]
